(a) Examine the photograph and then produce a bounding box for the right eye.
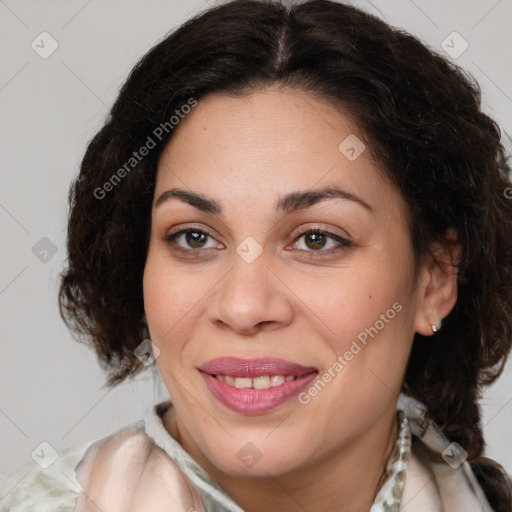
[164,227,224,255]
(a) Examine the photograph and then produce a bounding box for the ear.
[413,228,461,336]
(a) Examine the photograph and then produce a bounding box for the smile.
[199,357,319,414]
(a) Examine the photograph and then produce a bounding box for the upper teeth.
[216,375,295,389]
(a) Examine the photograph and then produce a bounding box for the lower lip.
[201,371,318,414]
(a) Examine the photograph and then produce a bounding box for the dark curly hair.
[58,0,512,507]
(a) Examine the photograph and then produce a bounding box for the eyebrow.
[154,186,374,215]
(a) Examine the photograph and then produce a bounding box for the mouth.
[199,357,319,414]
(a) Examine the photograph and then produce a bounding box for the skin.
[142,86,460,512]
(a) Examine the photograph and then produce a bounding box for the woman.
[1,0,511,510]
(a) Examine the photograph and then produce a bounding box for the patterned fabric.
[371,409,411,512]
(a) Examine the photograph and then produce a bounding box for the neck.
[164,405,399,512]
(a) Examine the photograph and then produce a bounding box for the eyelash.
[163,225,352,259]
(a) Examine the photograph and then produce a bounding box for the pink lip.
[199,357,318,414]
[199,357,317,378]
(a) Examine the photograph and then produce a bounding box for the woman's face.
[143,87,429,477]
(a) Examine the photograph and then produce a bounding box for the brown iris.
[186,231,208,248]
[304,232,327,250]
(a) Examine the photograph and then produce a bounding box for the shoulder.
[401,436,495,512]
[74,421,205,511]
[1,420,204,512]
[0,438,95,512]
[0,421,148,511]
[397,394,498,511]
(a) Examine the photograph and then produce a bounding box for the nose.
[206,252,294,336]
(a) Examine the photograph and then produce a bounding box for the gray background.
[1,0,511,476]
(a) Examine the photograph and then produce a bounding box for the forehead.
[154,88,406,221]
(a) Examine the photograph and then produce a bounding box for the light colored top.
[0,393,495,511]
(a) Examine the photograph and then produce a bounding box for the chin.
[204,437,308,478]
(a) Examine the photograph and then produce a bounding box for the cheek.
[142,251,218,367]
[292,264,413,405]
[143,250,198,327]
[291,264,403,348]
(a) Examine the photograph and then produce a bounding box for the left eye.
[291,230,351,253]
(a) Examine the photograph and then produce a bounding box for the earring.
[432,319,442,333]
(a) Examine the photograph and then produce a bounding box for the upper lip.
[199,357,318,378]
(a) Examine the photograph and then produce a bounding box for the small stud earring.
[432,324,438,333]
